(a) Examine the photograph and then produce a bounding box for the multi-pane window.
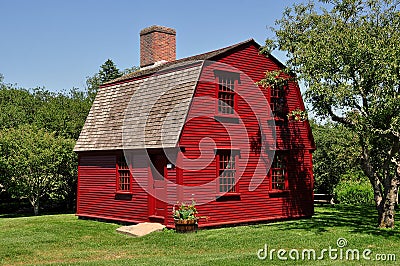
[270,153,287,190]
[270,83,286,118]
[217,73,238,114]
[117,156,131,192]
[218,151,236,193]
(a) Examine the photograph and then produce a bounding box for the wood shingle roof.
[74,39,258,152]
[74,61,202,151]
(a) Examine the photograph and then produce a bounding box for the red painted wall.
[178,43,314,227]
[76,43,314,227]
[77,151,149,223]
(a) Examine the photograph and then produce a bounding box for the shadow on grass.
[0,210,76,219]
[267,205,400,239]
[0,197,76,219]
[0,202,74,219]
[0,210,75,219]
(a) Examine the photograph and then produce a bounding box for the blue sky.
[0,0,304,92]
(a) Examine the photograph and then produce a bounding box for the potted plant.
[287,108,308,122]
[173,201,207,233]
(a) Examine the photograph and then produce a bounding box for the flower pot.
[174,219,198,233]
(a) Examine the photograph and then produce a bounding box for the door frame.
[148,153,167,221]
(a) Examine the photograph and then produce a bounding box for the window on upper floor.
[270,82,287,119]
[270,152,288,190]
[117,156,132,192]
[215,70,240,115]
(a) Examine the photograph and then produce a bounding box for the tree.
[86,73,102,103]
[311,121,361,194]
[86,59,122,102]
[0,83,91,140]
[86,59,118,102]
[0,125,76,215]
[262,0,400,227]
[98,59,123,83]
[121,66,140,75]
[33,88,91,140]
[86,59,138,102]
[0,84,38,129]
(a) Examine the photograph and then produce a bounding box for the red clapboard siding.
[77,152,149,223]
[178,43,314,227]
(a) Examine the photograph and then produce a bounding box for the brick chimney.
[140,25,176,68]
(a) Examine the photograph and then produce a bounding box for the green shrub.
[334,179,374,205]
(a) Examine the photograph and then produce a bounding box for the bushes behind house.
[333,171,374,206]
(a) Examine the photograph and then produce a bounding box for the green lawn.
[0,206,399,265]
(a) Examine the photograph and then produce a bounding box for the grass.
[0,205,399,265]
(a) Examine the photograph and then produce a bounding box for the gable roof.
[74,38,316,153]
[74,39,288,152]
[104,39,264,86]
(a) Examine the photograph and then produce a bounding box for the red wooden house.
[74,25,315,228]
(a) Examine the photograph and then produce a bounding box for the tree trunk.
[33,201,39,216]
[377,164,399,228]
[30,197,40,216]
[360,147,397,228]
